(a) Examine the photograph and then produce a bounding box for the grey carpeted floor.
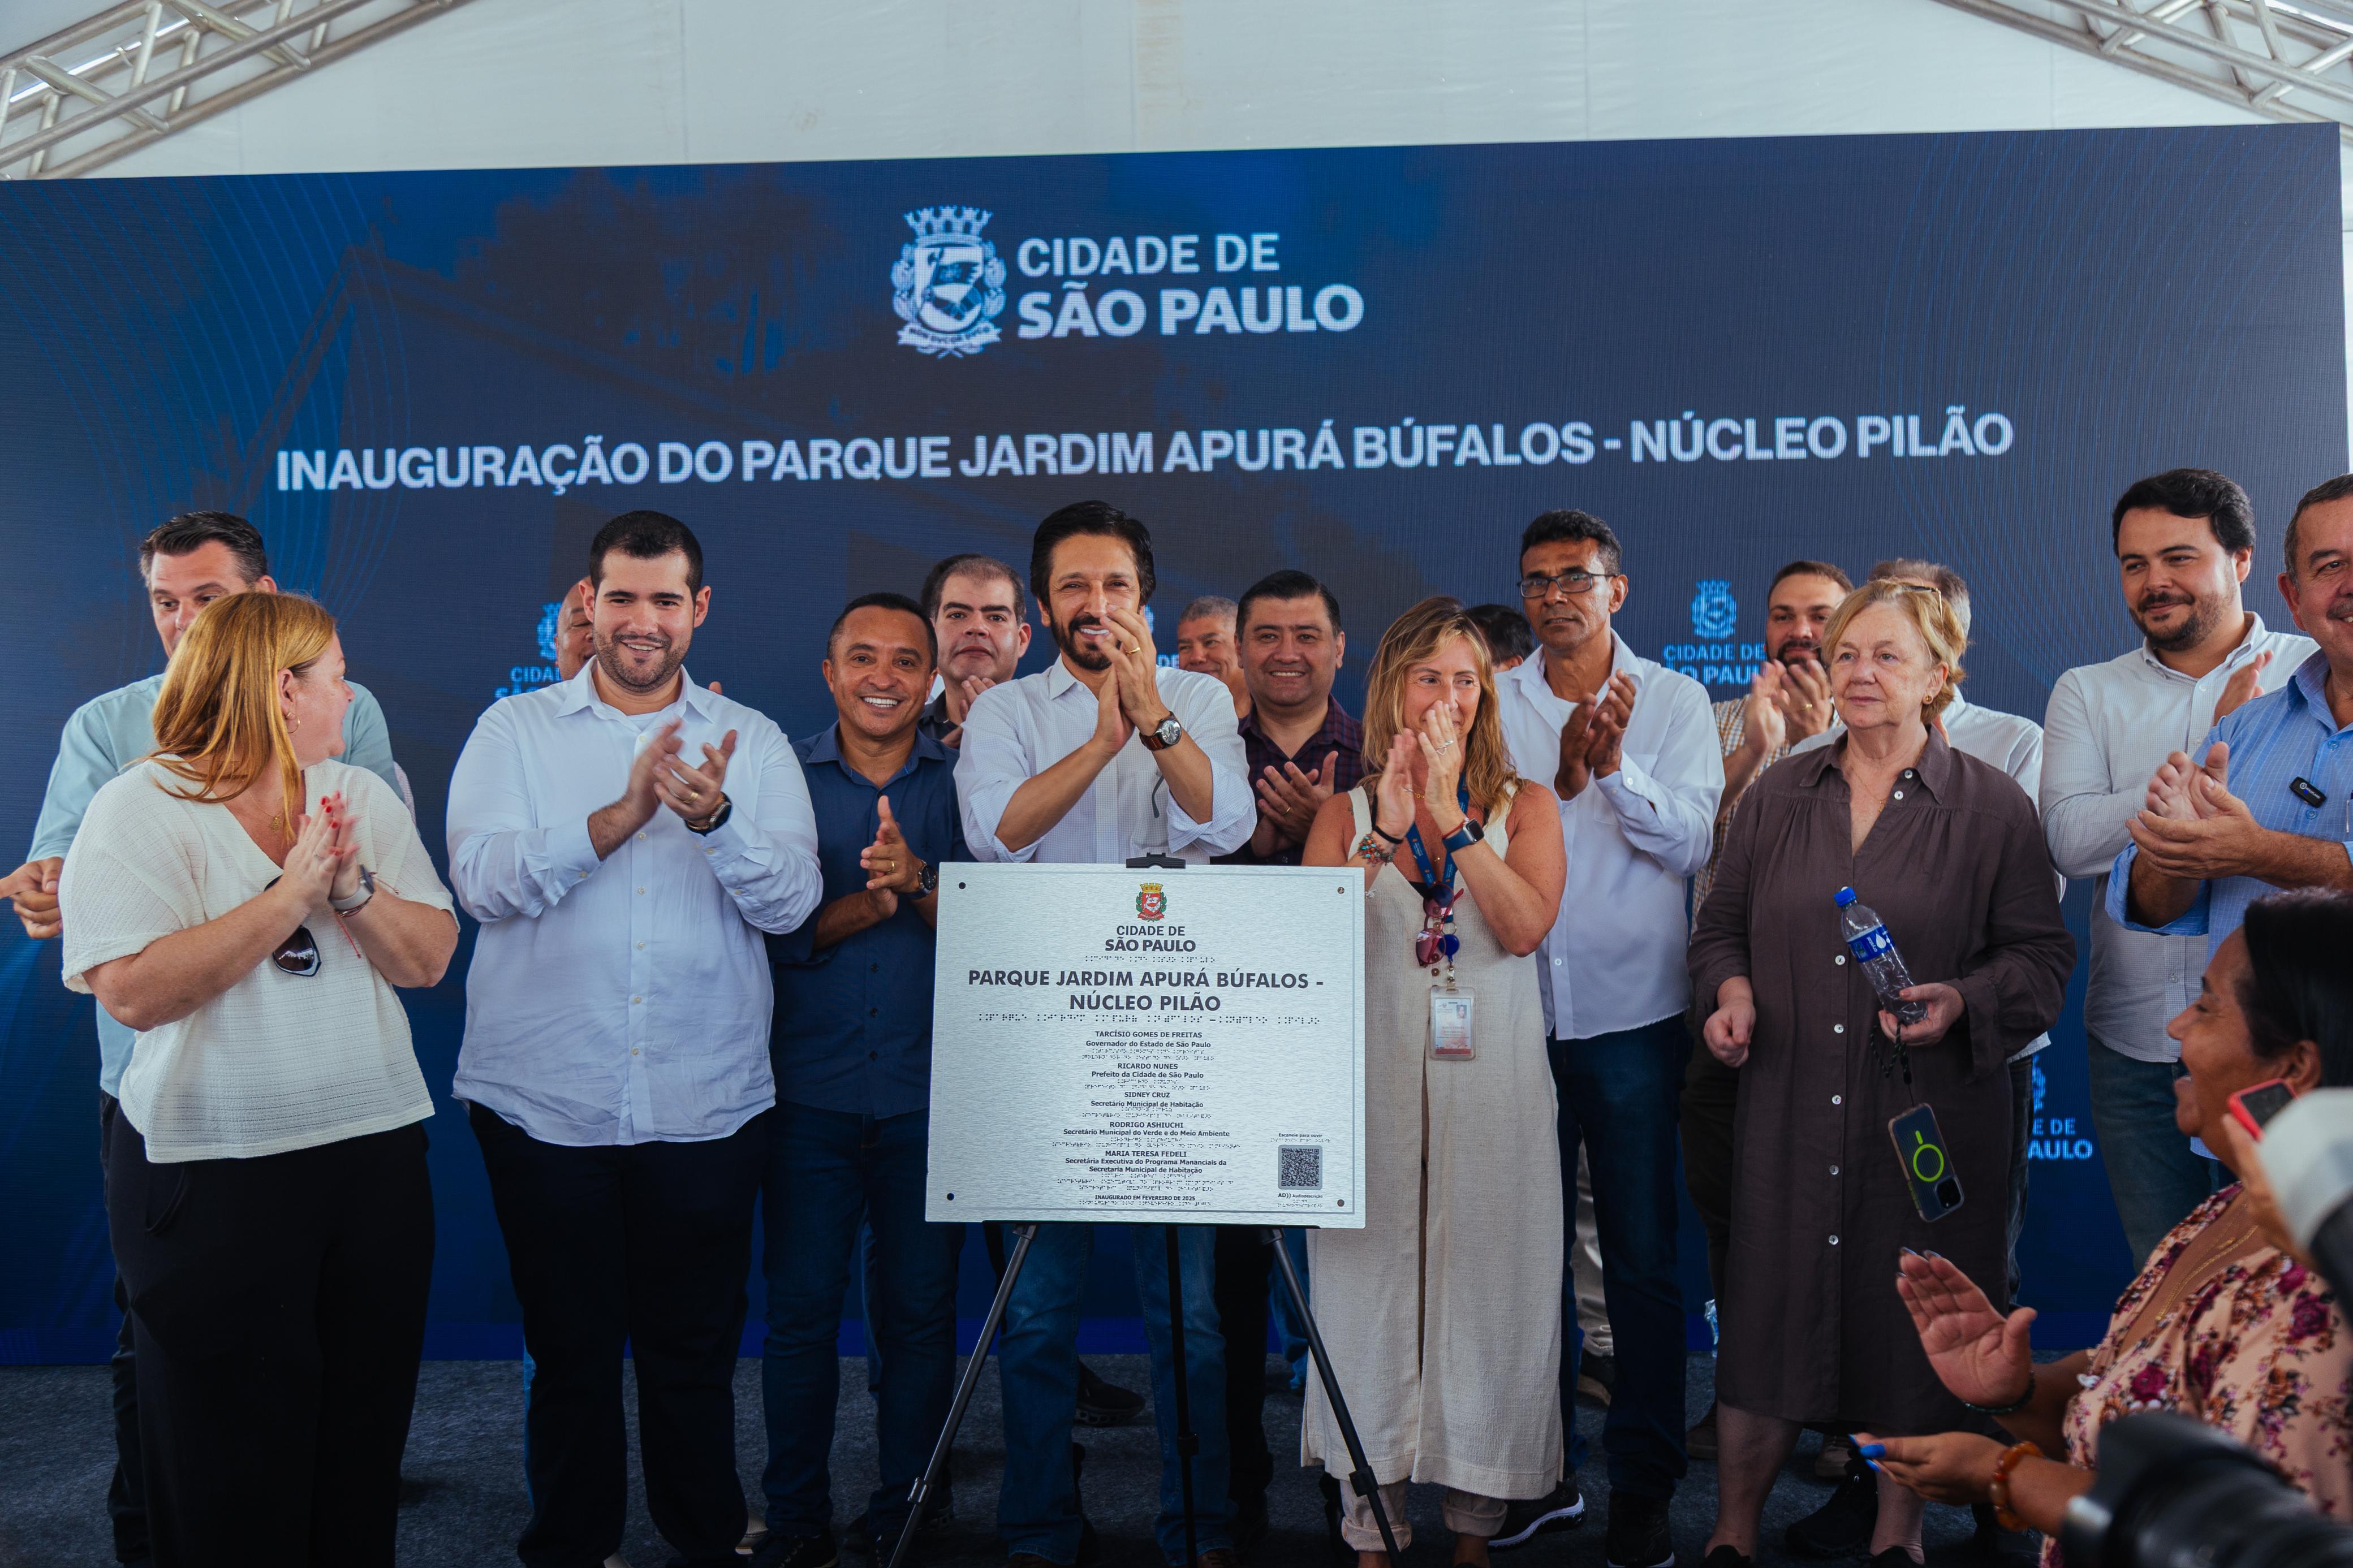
[0,1353,2028,1567]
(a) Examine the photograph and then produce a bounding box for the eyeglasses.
[1517,570,1618,601]
[263,876,320,977]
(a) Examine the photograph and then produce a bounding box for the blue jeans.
[998,1223,1230,1565]
[2087,1035,2220,1266]
[1552,1017,1690,1502]
[759,1103,962,1537]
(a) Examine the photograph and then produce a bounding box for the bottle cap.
[1834,886,1857,906]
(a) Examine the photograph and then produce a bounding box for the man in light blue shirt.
[2114,476,2353,950]
[1,510,398,1568]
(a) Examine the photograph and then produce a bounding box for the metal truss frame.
[1,0,471,180]
[1933,0,2353,141]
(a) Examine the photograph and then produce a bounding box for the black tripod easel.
[889,856,1399,1566]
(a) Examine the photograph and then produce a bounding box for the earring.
[286,716,301,735]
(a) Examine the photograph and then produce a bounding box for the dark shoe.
[1606,1492,1675,1568]
[1231,1489,1269,1556]
[1701,1548,1755,1568]
[1075,1360,1145,1426]
[1493,1479,1586,1549]
[746,1534,837,1568]
[1687,1399,1720,1462]
[1786,1456,1878,1559]
[1816,1432,1856,1481]
[1576,1350,1618,1407]
[843,1487,953,1554]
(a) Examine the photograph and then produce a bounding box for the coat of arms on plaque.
[1135,882,1167,921]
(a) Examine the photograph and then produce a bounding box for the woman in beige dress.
[1303,597,1567,1566]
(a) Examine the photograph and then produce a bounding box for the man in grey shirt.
[1,511,399,1567]
[2041,469,2312,1263]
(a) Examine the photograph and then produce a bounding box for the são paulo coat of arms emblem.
[1135,882,1167,921]
[892,205,1008,357]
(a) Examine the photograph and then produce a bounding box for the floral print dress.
[2052,1186,2352,1564]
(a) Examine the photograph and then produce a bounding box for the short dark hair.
[1769,559,1853,595]
[2238,889,2353,1088]
[2285,473,2353,581]
[826,590,936,664]
[1179,595,1238,627]
[140,511,268,585]
[1029,500,1156,614]
[1519,509,1622,577]
[2110,469,2257,556]
[1237,569,1343,634]
[921,552,1028,623]
[1465,603,1533,666]
[589,509,704,593]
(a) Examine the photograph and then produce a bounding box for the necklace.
[1403,785,1471,983]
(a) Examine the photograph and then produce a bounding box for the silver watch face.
[1154,716,1182,746]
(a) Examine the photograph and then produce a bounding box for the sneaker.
[745,1534,836,1568]
[1493,1479,1586,1549]
[1686,1399,1720,1462]
[1577,1350,1618,1407]
[1075,1360,1144,1426]
[1816,1433,1856,1481]
[1606,1492,1675,1568]
[1701,1548,1753,1568]
[1786,1456,1878,1559]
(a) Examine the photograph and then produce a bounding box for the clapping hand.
[0,856,64,940]
[2128,743,2265,880]
[1100,607,1169,732]
[1089,666,1135,756]
[858,797,928,917]
[1777,656,1834,740]
[1557,671,1636,800]
[279,801,354,909]
[1256,751,1340,845]
[1415,702,1468,832]
[316,791,367,904]
[2214,651,2272,720]
[657,728,737,826]
[1373,732,1418,842]
[1895,1248,2035,1409]
[1742,663,1790,758]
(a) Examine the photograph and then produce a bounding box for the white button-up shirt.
[2042,616,2317,1061]
[956,660,1252,864]
[1497,634,1723,1039]
[446,666,822,1145]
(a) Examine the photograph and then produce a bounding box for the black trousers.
[104,1112,434,1568]
[1679,1027,1739,1304]
[1212,1225,1273,1507]
[98,1092,150,1566]
[470,1104,770,1568]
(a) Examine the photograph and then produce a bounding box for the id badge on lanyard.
[1430,987,1476,1061]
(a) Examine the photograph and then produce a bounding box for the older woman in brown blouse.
[1687,580,2072,1568]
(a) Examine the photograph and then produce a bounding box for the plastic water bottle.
[1836,887,1927,1025]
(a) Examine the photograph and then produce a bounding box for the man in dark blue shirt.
[756,592,967,1568]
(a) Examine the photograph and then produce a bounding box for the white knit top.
[59,759,453,1163]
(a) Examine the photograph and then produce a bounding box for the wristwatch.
[330,864,376,915]
[686,793,734,836]
[1441,818,1485,853]
[916,861,940,899]
[1140,712,1185,752]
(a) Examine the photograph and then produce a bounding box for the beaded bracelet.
[1352,830,1398,863]
[1963,1367,2036,1416]
[1989,1439,2042,1533]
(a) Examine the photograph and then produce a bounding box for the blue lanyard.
[1403,784,1472,899]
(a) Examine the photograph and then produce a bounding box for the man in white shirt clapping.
[447,511,822,1568]
[2041,469,2312,1263]
[1492,509,1724,1566]
[954,501,1253,1568]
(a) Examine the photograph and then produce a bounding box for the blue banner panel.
[0,126,2342,1360]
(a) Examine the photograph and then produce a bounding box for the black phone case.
[1888,1102,1964,1223]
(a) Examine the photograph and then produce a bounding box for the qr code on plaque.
[1278,1145,1323,1191]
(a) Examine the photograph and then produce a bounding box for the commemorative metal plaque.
[925,862,1366,1227]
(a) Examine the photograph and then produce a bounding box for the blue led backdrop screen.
[1,123,2343,1362]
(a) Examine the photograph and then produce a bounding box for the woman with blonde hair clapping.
[59,591,458,1568]
[1303,595,1567,1566]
